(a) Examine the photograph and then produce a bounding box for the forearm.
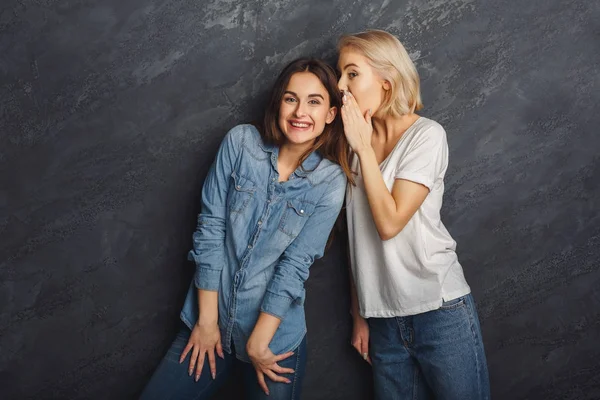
[349,270,363,322]
[247,312,281,351]
[197,289,219,326]
[357,147,401,238]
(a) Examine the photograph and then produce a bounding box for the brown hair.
[260,58,354,186]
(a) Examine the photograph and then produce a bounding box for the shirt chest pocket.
[278,199,316,238]
[228,171,256,214]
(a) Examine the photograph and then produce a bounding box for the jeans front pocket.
[439,296,466,310]
[278,198,315,238]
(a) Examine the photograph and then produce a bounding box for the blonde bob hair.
[337,29,423,116]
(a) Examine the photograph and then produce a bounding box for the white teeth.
[291,122,310,128]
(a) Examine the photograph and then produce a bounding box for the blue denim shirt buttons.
[180,124,347,362]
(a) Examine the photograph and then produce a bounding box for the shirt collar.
[258,138,323,177]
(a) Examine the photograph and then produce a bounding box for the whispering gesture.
[340,90,374,154]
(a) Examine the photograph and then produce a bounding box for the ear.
[325,106,337,124]
[382,80,391,90]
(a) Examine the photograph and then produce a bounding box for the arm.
[346,217,371,364]
[188,126,241,292]
[340,91,445,241]
[180,126,241,381]
[250,172,347,349]
[349,265,361,320]
[356,147,430,240]
[247,172,347,394]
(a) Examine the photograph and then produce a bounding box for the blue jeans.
[368,293,490,400]
[140,324,306,400]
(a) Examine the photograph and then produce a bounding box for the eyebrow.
[340,63,360,71]
[284,91,325,100]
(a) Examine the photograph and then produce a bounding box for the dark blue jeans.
[368,293,490,400]
[140,324,306,400]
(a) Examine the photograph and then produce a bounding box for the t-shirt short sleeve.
[394,125,448,191]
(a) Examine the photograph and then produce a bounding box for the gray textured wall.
[1,0,599,399]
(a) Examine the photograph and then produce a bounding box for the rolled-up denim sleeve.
[261,171,347,319]
[187,125,242,291]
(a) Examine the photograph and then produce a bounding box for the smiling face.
[337,47,390,117]
[277,71,337,148]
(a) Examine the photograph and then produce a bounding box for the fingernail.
[369,108,372,115]
[195,375,199,382]
[188,370,192,376]
[212,372,216,380]
[286,379,291,384]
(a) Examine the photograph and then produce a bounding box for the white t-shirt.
[347,117,471,318]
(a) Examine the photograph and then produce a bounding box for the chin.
[285,136,313,146]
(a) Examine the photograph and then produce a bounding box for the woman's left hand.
[340,90,374,155]
[247,344,295,396]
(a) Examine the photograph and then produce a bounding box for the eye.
[309,99,321,105]
[284,97,297,103]
[348,72,358,79]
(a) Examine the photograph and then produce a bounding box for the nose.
[337,76,346,91]
[294,101,308,118]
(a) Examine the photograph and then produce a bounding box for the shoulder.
[414,117,446,139]
[223,124,262,148]
[311,158,347,187]
[405,117,447,152]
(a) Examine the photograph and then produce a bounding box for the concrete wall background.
[1,0,599,398]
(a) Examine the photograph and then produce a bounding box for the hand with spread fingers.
[340,90,374,155]
[179,321,224,382]
[247,345,296,396]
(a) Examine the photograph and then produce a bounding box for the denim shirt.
[180,124,347,362]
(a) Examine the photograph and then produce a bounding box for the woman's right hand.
[179,321,225,381]
[351,315,371,365]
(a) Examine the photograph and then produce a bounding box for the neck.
[372,113,420,141]
[279,141,312,169]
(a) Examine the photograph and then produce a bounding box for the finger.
[216,338,224,359]
[341,103,349,126]
[265,369,291,384]
[345,91,361,119]
[352,99,365,122]
[256,369,270,396]
[342,91,358,121]
[360,337,371,364]
[195,350,206,382]
[342,93,356,122]
[180,341,193,364]
[208,348,217,380]
[349,95,367,124]
[188,346,199,376]
[364,108,373,125]
[361,338,369,359]
[272,362,295,375]
[273,351,295,362]
[352,338,362,354]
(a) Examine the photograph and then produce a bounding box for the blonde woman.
[337,30,490,399]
